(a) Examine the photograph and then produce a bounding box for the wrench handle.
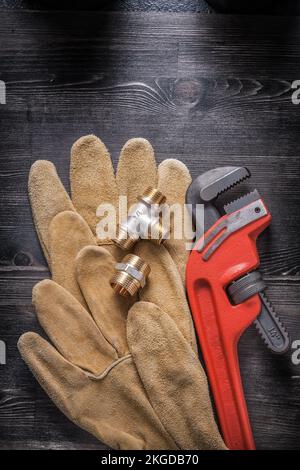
[188,280,256,450]
[186,204,272,450]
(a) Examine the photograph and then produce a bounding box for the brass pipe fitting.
[114,187,168,250]
[110,254,151,297]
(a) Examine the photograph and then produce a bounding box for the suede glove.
[19,136,226,449]
[19,240,226,449]
[29,136,189,286]
[27,135,197,347]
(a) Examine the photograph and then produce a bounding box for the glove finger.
[158,158,191,207]
[33,279,118,374]
[18,332,149,450]
[127,302,227,450]
[28,160,75,264]
[49,211,96,307]
[76,246,132,357]
[134,241,197,352]
[70,135,119,240]
[158,159,192,282]
[18,332,87,419]
[116,138,157,210]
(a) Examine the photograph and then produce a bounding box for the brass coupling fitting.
[114,187,168,251]
[110,254,151,297]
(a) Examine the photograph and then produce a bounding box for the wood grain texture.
[0,11,300,450]
[0,0,212,13]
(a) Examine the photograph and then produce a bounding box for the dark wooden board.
[0,11,300,450]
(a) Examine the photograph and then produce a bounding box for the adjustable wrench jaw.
[187,167,289,355]
[186,166,251,235]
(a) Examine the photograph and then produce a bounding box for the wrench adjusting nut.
[227,271,266,305]
[110,254,151,297]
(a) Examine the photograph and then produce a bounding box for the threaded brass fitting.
[110,254,151,297]
[140,187,166,206]
[114,187,168,250]
[114,226,138,251]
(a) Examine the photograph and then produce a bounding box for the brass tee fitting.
[114,187,168,250]
[110,254,151,297]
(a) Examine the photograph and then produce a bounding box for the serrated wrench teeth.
[187,166,250,210]
[199,166,251,202]
[224,189,261,215]
[254,293,290,354]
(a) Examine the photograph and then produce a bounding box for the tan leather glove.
[29,135,189,289]
[19,242,226,449]
[19,136,226,449]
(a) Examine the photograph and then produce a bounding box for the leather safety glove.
[19,135,226,449]
[28,134,197,346]
[28,135,189,288]
[18,240,226,450]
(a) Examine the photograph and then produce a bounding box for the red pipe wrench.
[186,167,289,450]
